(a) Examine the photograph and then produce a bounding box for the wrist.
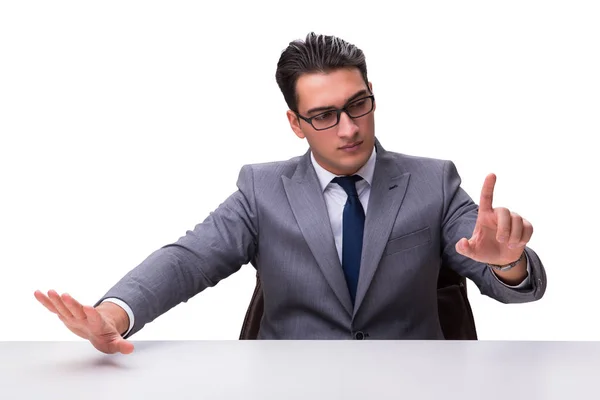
[487,251,525,271]
[96,302,130,336]
[488,251,528,286]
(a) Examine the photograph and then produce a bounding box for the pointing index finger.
[479,173,496,212]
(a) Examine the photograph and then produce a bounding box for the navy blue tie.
[332,175,365,305]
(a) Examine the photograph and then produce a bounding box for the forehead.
[295,68,367,112]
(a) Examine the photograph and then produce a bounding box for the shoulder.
[381,148,454,178]
[235,154,305,184]
[378,147,465,196]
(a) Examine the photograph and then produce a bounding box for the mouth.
[339,141,363,150]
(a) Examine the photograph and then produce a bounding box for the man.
[34,32,546,354]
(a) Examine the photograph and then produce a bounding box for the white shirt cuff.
[101,298,135,337]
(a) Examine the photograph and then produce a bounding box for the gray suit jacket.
[99,139,546,339]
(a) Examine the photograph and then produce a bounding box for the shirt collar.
[310,144,376,192]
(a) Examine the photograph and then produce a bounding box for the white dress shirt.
[105,145,530,337]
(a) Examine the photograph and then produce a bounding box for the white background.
[1,1,598,341]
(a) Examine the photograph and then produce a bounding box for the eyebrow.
[306,89,370,115]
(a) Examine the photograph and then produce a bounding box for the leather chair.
[240,264,478,340]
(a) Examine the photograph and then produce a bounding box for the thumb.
[118,339,134,354]
[455,238,474,258]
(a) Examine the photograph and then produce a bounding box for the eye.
[313,111,336,122]
[348,99,366,110]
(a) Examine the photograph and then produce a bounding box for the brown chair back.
[239,265,477,340]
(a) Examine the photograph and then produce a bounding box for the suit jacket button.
[354,331,365,340]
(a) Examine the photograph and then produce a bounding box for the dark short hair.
[275,32,369,112]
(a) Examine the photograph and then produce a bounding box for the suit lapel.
[282,152,353,316]
[353,144,410,314]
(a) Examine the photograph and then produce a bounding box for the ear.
[286,110,306,139]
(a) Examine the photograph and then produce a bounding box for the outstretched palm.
[34,290,134,354]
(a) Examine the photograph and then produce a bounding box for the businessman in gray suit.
[34,32,546,354]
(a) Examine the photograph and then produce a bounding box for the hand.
[455,173,533,266]
[34,290,134,355]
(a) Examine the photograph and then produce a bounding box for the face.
[286,68,376,176]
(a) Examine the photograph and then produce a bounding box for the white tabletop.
[1,340,598,399]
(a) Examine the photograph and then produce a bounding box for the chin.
[339,160,367,175]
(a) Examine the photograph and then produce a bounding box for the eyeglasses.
[295,95,375,131]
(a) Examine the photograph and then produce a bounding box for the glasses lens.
[312,110,339,130]
[346,97,373,118]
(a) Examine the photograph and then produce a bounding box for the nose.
[336,111,359,138]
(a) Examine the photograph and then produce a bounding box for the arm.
[440,161,546,303]
[34,165,259,352]
[95,164,259,337]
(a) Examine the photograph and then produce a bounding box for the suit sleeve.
[439,161,547,303]
[95,165,259,337]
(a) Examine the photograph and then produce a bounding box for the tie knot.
[332,175,363,197]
